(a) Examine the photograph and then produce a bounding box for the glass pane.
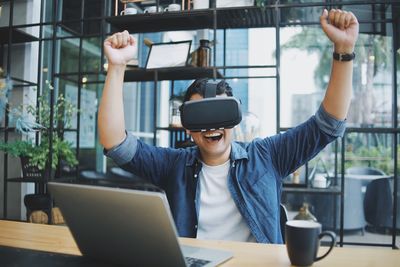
[396,30,399,247]
[220,78,277,138]
[282,143,340,231]
[59,80,78,130]
[345,133,394,175]
[43,0,55,23]
[344,4,393,30]
[41,25,53,39]
[283,193,339,231]
[280,25,324,128]
[59,38,79,74]
[81,37,102,73]
[8,42,38,83]
[280,23,394,128]
[7,84,37,129]
[77,148,96,171]
[348,30,393,128]
[280,6,321,25]
[343,132,395,245]
[40,40,53,82]
[126,81,158,146]
[12,0,41,26]
[0,1,10,27]
[216,28,276,67]
[225,29,250,68]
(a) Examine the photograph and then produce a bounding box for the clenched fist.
[320,9,359,54]
[104,30,136,66]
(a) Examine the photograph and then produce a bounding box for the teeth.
[204,132,222,138]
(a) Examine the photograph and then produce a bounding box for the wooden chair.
[24,194,52,224]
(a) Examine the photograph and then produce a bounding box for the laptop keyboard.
[185,256,211,267]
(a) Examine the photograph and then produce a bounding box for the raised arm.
[98,31,136,149]
[320,9,359,120]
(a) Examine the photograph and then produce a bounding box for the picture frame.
[145,40,192,69]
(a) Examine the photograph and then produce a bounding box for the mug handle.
[315,231,336,262]
[164,7,169,11]
[120,10,125,15]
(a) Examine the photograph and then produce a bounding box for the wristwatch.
[333,52,355,61]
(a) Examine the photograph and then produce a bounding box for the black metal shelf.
[7,177,46,183]
[283,185,341,195]
[124,66,223,81]
[0,27,38,44]
[10,76,38,87]
[106,6,275,33]
[55,67,222,82]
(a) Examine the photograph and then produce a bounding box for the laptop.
[48,182,233,267]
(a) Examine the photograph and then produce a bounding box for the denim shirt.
[106,105,346,244]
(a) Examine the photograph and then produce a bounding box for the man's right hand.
[99,30,134,149]
[104,30,136,66]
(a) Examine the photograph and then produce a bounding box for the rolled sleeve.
[315,105,346,137]
[104,132,138,165]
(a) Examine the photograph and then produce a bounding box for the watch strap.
[333,52,355,61]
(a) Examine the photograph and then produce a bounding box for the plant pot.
[20,156,46,181]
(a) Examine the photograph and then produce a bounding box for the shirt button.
[194,174,198,178]
[195,225,198,229]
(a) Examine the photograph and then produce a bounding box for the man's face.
[187,93,233,165]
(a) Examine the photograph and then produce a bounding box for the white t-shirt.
[196,160,256,242]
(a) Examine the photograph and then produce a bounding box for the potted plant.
[0,80,78,176]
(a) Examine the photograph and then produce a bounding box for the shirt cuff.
[315,105,346,137]
[104,131,138,165]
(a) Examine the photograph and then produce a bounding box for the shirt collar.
[230,141,248,161]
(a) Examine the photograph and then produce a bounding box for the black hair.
[183,78,233,102]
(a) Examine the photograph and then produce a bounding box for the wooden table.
[0,220,399,266]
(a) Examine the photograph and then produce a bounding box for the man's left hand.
[320,9,359,54]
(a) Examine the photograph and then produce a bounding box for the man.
[98,9,359,244]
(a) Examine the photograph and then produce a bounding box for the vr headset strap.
[204,82,218,98]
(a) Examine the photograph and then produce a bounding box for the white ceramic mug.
[165,3,181,12]
[144,6,161,13]
[193,0,209,9]
[120,7,138,15]
[313,174,329,188]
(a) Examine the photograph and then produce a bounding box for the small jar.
[169,96,182,127]
[292,168,300,184]
[197,39,211,67]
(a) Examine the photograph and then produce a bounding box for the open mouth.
[203,132,223,142]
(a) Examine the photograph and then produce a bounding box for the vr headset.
[180,81,242,132]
